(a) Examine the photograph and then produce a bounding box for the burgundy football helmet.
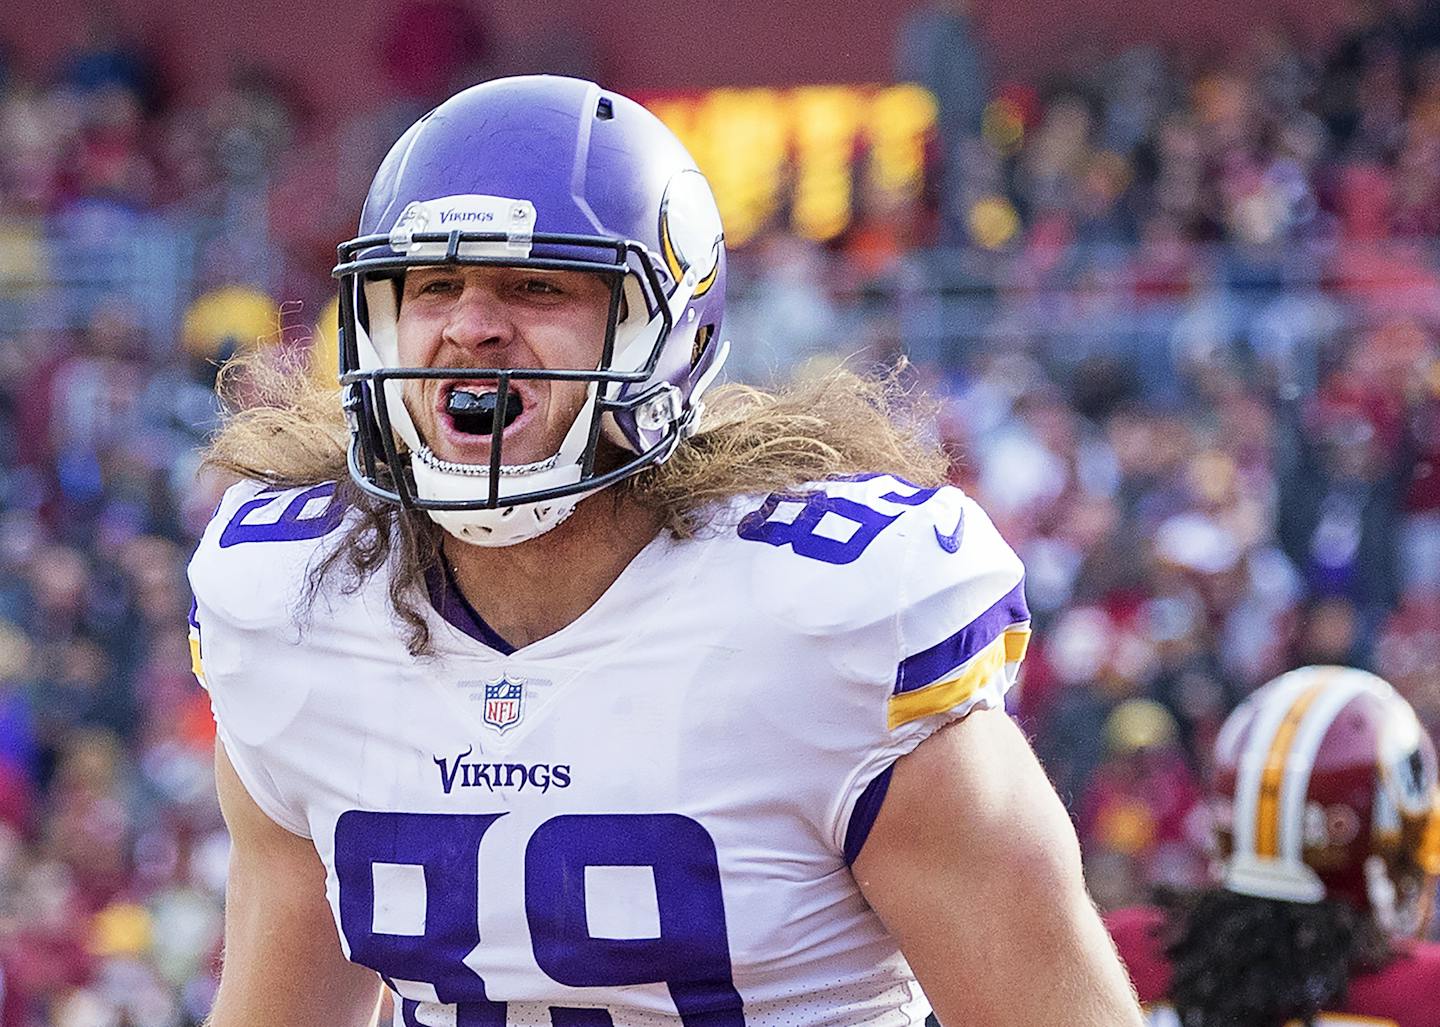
[1211,666,1440,935]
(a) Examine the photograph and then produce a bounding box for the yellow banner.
[645,84,937,247]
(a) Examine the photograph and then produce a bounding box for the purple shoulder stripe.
[894,578,1028,695]
[843,764,895,865]
[187,596,200,630]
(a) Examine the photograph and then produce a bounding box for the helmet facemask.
[336,215,709,547]
[1369,718,1440,936]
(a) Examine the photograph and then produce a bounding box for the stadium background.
[1,0,1439,1023]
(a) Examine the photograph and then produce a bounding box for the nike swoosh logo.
[934,509,965,553]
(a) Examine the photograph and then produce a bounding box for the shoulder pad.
[188,480,348,632]
[187,480,350,751]
[732,475,1028,725]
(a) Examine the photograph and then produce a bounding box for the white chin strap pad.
[429,490,581,547]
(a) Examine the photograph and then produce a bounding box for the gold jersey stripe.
[1004,627,1031,663]
[888,629,1024,730]
[1255,676,1332,858]
[188,626,206,686]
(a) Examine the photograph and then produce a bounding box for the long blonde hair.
[204,352,950,654]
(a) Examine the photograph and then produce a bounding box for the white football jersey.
[188,473,1029,1027]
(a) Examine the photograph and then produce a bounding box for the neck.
[441,488,663,649]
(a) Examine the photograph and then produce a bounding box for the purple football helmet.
[333,75,728,546]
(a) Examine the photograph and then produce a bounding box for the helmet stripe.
[1275,671,1381,866]
[1232,672,1316,860]
[1255,678,1329,858]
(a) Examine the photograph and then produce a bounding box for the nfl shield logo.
[483,677,525,733]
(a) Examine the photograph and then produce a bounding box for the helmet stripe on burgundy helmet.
[1255,674,1353,858]
[1227,670,1325,876]
[1230,667,1372,902]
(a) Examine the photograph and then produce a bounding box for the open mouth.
[418,383,556,476]
[443,385,525,436]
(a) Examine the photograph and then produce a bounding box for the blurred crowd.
[736,0,1440,917]
[0,13,289,1027]
[887,0,1440,914]
[1,2,1440,1023]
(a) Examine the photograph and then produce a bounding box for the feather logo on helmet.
[660,169,724,298]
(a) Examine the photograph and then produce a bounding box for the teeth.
[448,386,486,407]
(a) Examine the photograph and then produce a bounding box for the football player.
[190,75,1143,1026]
[1107,665,1440,1027]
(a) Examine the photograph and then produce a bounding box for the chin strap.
[414,446,559,477]
[437,492,582,547]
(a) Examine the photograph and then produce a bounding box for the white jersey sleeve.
[886,480,1028,736]
[188,479,352,837]
[732,474,1029,863]
[843,478,1028,861]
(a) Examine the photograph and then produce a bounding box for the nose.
[440,280,515,356]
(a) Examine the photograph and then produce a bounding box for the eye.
[407,272,460,298]
[520,278,563,296]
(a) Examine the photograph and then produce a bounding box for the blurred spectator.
[48,300,148,462]
[58,8,158,110]
[1078,699,1206,890]
[1274,369,1408,631]
[895,0,988,141]
[895,0,990,242]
